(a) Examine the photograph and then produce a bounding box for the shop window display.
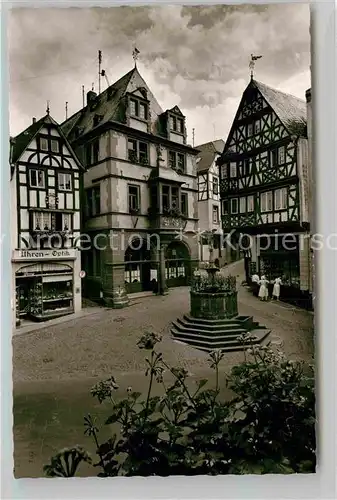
[19,276,74,321]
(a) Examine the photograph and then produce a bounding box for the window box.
[163,207,182,218]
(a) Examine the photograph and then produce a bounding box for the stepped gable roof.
[195,139,225,173]
[11,114,57,164]
[61,66,165,139]
[253,79,307,132]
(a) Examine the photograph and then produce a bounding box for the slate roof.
[253,80,307,133]
[195,139,225,173]
[61,66,165,140]
[11,114,58,164]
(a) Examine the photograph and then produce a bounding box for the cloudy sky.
[9,4,310,146]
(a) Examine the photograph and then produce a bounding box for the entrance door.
[165,242,190,287]
[16,279,31,317]
[124,238,153,293]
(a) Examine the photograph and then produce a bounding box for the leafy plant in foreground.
[44,332,316,477]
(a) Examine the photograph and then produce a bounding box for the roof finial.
[46,100,50,115]
[132,47,140,67]
[249,54,262,79]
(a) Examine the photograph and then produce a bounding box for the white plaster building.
[195,140,227,266]
[61,66,199,306]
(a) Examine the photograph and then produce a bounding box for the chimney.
[87,90,97,106]
[32,117,36,124]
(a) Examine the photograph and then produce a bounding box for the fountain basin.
[190,290,238,320]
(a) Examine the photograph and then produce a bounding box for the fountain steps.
[173,319,246,336]
[172,328,271,353]
[172,263,271,353]
[171,315,271,353]
[178,315,260,332]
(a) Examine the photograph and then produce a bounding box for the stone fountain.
[171,231,271,352]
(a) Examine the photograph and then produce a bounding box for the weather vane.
[132,47,140,67]
[249,54,262,79]
[46,100,50,115]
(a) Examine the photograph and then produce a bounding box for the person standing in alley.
[272,276,282,301]
[258,275,269,301]
[251,272,260,297]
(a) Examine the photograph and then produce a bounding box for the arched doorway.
[165,241,190,287]
[124,238,153,293]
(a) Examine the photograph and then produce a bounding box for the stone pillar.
[102,230,129,308]
[158,243,168,295]
[73,249,82,313]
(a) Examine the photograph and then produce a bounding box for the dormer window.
[170,116,184,134]
[130,98,148,121]
[139,103,147,120]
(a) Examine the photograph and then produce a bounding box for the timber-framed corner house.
[217,78,313,309]
[10,112,85,329]
[61,66,199,307]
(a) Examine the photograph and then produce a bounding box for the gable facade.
[60,67,199,304]
[11,115,85,328]
[217,79,311,301]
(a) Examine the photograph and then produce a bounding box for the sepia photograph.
[8,3,316,480]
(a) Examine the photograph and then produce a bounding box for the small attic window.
[40,137,48,151]
[130,98,148,121]
[170,115,184,134]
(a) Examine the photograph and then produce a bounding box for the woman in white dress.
[258,275,269,301]
[272,277,282,300]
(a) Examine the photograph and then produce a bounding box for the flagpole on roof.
[98,50,102,94]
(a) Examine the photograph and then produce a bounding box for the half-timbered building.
[196,139,226,266]
[10,112,84,328]
[61,66,199,307]
[217,78,312,307]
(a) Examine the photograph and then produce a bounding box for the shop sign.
[12,249,77,262]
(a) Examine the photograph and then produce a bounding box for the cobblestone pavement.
[13,260,314,386]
